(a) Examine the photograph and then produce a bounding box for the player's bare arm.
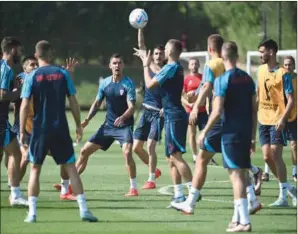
[181,90,193,108]
[276,93,294,131]
[68,95,82,142]
[82,99,102,128]
[19,98,30,147]
[114,100,136,127]
[251,95,258,154]
[138,29,147,50]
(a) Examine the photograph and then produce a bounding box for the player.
[76,53,138,197]
[20,40,97,223]
[133,28,164,189]
[283,56,297,182]
[134,39,193,203]
[0,37,28,206]
[257,39,296,207]
[171,34,261,215]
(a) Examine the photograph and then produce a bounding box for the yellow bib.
[25,98,34,134]
[288,73,297,122]
[257,64,288,125]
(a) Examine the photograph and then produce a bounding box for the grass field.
[1,111,297,234]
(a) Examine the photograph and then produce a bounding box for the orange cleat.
[60,193,76,201]
[53,184,73,194]
[155,168,162,179]
[142,181,156,189]
[125,188,139,197]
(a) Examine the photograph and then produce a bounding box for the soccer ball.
[129,8,148,29]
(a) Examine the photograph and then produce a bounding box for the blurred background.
[1,1,297,108]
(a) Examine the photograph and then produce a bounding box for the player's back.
[26,65,73,134]
[218,68,255,134]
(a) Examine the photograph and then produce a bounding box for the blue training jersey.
[143,71,162,109]
[97,76,136,127]
[214,68,255,135]
[0,59,15,131]
[155,62,187,121]
[21,65,76,134]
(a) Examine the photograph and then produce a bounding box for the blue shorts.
[259,123,287,146]
[0,121,16,148]
[164,119,187,157]
[221,133,251,169]
[28,131,75,165]
[199,120,222,153]
[89,124,133,150]
[134,108,164,142]
[286,119,297,141]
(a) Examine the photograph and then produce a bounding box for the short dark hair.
[207,34,224,53]
[110,53,122,61]
[284,55,295,64]
[22,55,36,65]
[154,45,165,51]
[1,37,21,53]
[167,39,182,55]
[258,39,278,53]
[189,57,199,63]
[222,41,238,60]
[35,40,52,60]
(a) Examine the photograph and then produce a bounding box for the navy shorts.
[164,119,187,157]
[221,133,251,169]
[0,121,16,148]
[187,111,208,131]
[89,124,133,150]
[199,120,222,153]
[134,108,164,142]
[286,119,297,141]
[259,123,287,146]
[28,131,75,165]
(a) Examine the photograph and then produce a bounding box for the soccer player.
[76,53,138,197]
[283,56,297,182]
[133,28,163,189]
[257,39,296,207]
[0,37,28,206]
[134,39,193,203]
[20,40,97,223]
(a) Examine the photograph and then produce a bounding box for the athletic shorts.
[286,119,297,141]
[89,123,133,150]
[28,131,75,165]
[0,121,16,148]
[259,123,287,146]
[134,108,164,142]
[164,119,188,157]
[221,133,251,169]
[199,120,222,153]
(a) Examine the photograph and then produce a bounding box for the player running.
[20,40,97,223]
[133,28,164,189]
[76,53,139,197]
[283,56,297,182]
[134,39,193,204]
[257,39,296,207]
[0,37,28,206]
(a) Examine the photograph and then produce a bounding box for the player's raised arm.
[138,28,147,50]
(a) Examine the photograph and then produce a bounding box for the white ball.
[129,8,148,29]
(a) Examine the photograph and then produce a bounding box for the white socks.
[279,183,288,200]
[246,185,257,203]
[186,186,200,206]
[232,200,240,223]
[148,173,155,182]
[293,165,297,176]
[130,178,137,189]
[174,184,184,198]
[10,187,21,199]
[250,165,259,175]
[61,179,69,195]
[192,155,197,162]
[264,163,270,174]
[76,194,88,213]
[185,181,192,192]
[28,196,37,216]
[237,198,250,225]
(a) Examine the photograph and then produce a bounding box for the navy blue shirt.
[143,71,162,109]
[0,59,14,131]
[21,65,76,134]
[214,68,255,135]
[155,62,187,121]
[97,76,136,127]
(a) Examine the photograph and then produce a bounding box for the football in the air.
[129,8,148,29]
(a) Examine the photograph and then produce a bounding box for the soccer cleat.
[287,187,297,207]
[125,188,139,197]
[80,210,98,222]
[24,214,36,223]
[293,175,297,182]
[10,196,29,207]
[248,200,262,215]
[226,223,251,232]
[261,173,269,182]
[155,168,161,179]
[167,196,186,208]
[253,168,263,196]
[170,200,194,215]
[60,193,76,201]
[142,181,156,189]
[268,198,289,207]
[53,184,73,194]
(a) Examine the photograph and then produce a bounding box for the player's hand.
[159,108,164,117]
[250,140,256,156]
[275,118,286,132]
[114,116,125,127]
[64,58,79,73]
[76,127,83,143]
[133,48,152,66]
[197,130,206,149]
[81,119,89,129]
[187,90,196,99]
[19,132,28,153]
[189,109,198,125]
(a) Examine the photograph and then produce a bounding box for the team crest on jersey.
[120,89,124,95]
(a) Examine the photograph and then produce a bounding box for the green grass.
[1,111,297,234]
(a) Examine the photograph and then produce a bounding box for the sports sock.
[264,163,270,174]
[246,185,257,203]
[279,183,288,200]
[292,165,297,176]
[130,178,137,189]
[185,181,192,192]
[238,198,250,225]
[174,184,184,198]
[76,194,88,213]
[61,180,69,195]
[192,155,197,161]
[10,187,21,199]
[232,200,240,223]
[186,186,200,206]
[250,165,259,175]
[28,196,37,216]
[148,173,155,182]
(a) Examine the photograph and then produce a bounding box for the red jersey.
[183,74,206,113]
